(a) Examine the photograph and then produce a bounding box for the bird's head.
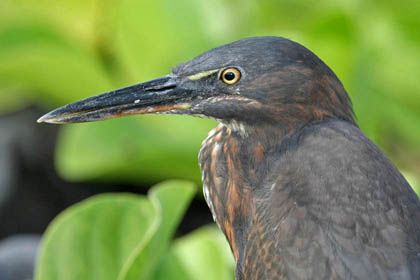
[38,37,355,130]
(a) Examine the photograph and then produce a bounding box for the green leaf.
[0,0,100,47]
[403,172,420,198]
[120,180,195,280]
[0,24,112,110]
[35,180,196,280]
[153,226,235,280]
[114,0,217,82]
[55,115,216,184]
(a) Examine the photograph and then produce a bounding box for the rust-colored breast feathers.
[199,124,255,264]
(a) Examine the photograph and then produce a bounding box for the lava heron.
[38,37,420,279]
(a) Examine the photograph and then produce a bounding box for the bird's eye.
[221,68,241,85]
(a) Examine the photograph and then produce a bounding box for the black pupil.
[224,71,236,81]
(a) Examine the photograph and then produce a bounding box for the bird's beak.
[37,74,193,124]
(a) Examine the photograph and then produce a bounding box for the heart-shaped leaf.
[35,180,195,280]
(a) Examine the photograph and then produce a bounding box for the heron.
[38,36,420,279]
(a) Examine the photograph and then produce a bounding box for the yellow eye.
[221,68,241,85]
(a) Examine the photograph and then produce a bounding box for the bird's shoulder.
[244,119,420,279]
[269,119,418,206]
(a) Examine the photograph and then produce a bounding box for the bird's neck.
[199,121,292,266]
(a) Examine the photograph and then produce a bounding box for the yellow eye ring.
[221,68,241,85]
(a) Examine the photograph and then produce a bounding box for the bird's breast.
[199,124,256,264]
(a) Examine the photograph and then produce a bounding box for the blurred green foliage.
[1,0,419,192]
[35,181,234,280]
